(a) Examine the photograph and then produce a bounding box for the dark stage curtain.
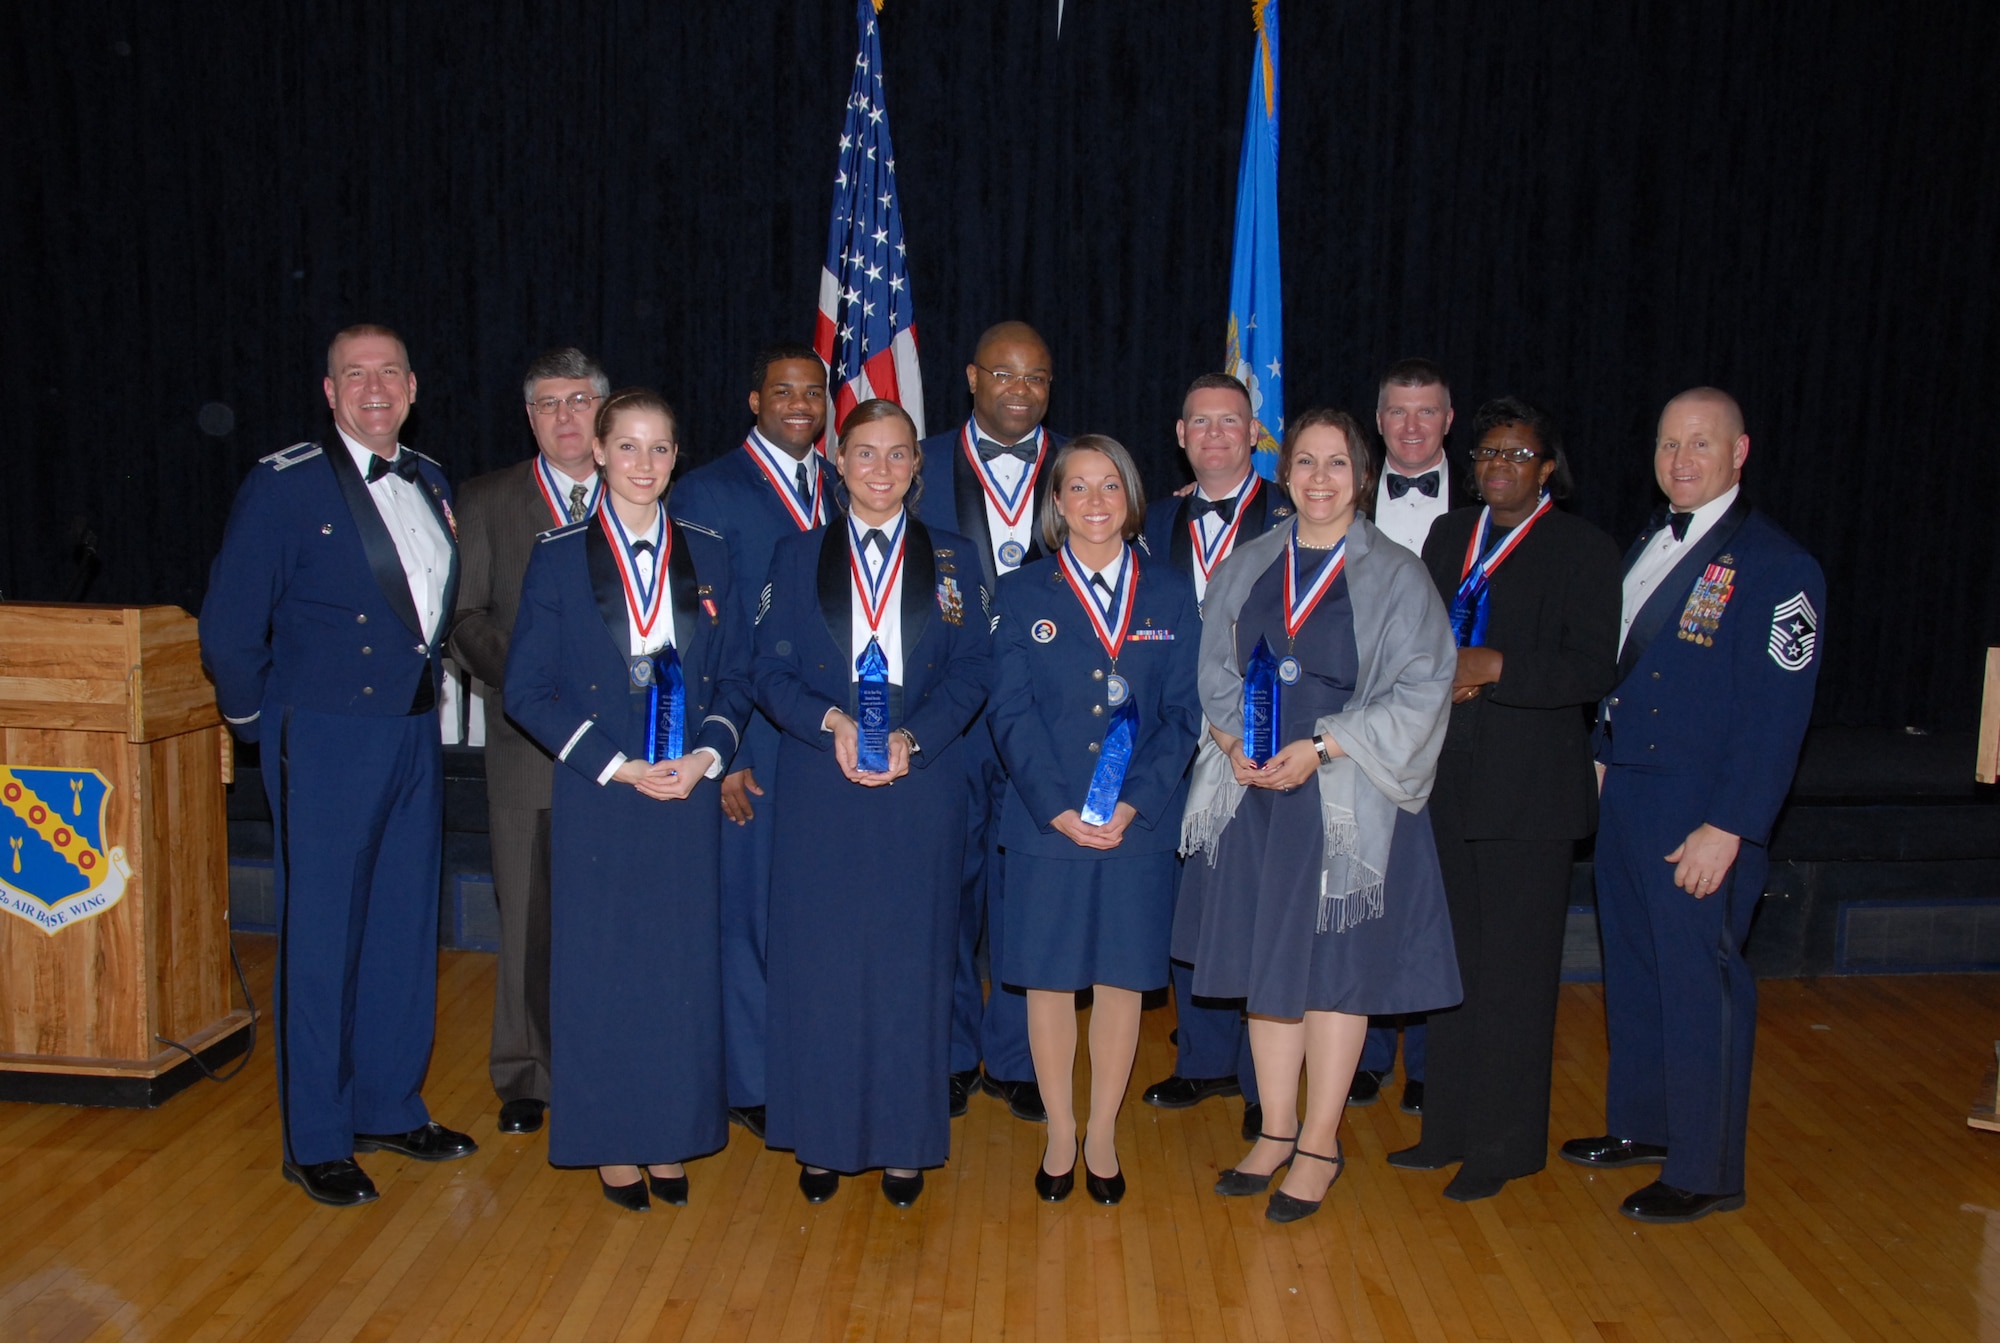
[3,2,1995,728]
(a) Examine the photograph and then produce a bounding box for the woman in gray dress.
[1179,407,1460,1223]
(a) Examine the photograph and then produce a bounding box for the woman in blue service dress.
[1178,407,1460,1223]
[754,398,993,1209]
[988,434,1202,1205]
[504,388,753,1212]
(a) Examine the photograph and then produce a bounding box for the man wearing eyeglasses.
[915,321,1065,1125]
[449,347,609,1138]
[1354,356,1462,1116]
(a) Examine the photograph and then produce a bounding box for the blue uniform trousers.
[266,706,440,1165]
[1596,766,1762,1196]
[721,711,780,1108]
[1169,960,1258,1102]
[962,734,1032,1081]
[1361,1019,1426,1080]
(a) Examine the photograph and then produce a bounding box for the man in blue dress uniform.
[1138,373,1290,1142]
[200,325,478,1206]
[671,342,832,1139]
[915,320,1064,1123]
[1561,387,1823,1223]
[448,347,609,1137]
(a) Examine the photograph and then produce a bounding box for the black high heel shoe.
[647,1168,689,1206]
[799,1166,840,1203]
[1215,1131,1298,1197]
[1084,1154,1125,1206]
[881,1170,925,1207]
[1035,1142,1077,1202]
[600,1174,650,1212]
[1266,1144,1345,1224]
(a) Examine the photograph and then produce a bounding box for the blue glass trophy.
[645,646,686,764]
[1243,635,1281,766]
[856,636,891,772]
[1081,701,1138,825]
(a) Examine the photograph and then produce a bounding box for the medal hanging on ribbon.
[1449,494,1553,648]
[645,647,686,763]
[1058,543,1137,818]
[850,516,906,773]
[742,435,823,532]
[961,423,1042,570]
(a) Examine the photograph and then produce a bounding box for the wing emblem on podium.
[0,766,131,934]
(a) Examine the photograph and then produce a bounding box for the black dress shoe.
[283,1158,379,1207]
[1385,1144,1457,1172]
[1141,1074,1241,1109]
[881,1171,925,1207]
[728,1105,768,1140]
[1559,1135,1668,1169]
[1619,1180,1745,1223]
[1399,1081,1425,1115]
[949,1068,980,1118]
[1266,1145,1344,1224]
[1035,1143,1076,1202]
[497,1099,546,1134]
[1240,1102,1264,1144]
[1345,1070,1382,1107]
[1215,1131,1295,1197]
[981,1074,1047,1123]
[647,1170,689,1205]
[352,1121,479,1162]
[601,1175,649,1211]
[1085,1161,1126,1206]
[1442,1170,1508,1202]
[799,1167,840,1203]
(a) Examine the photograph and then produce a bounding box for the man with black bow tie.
[1560,387,1823,1223]
[1354,356,1460,1112]
[200,325,478,1206]
[915,321,1066,1125]
[1138,372,1291,1140]
[449,347,610,1138]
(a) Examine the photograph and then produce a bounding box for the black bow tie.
[977,436,1039,465]
[1650,507,1693,543]
[1386,470,1439,500]
[366,451,420,484]
[629,538,655,560]
[861,528,889,557]
[1190,494,1238,524]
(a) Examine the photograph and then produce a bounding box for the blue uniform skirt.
[1002,847,1177,993]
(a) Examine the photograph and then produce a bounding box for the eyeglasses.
[529,392,603,416]
[975,367,1051,390]
[1469,445,1543,464]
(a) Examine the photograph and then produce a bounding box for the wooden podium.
[0,603,250,1106]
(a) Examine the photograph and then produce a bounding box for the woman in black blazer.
[1389,397,1622,1201]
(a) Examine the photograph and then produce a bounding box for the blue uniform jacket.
[1593,497,1825,846]
[915,421,1068,595]
[671,441,835,773]
[199,439,459,740]
[1139,473,1292,583]
[987,550,1202,858]
[503,516,753,786]
[752,519,993,767]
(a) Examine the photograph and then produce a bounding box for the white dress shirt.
[973,424,1043,574]
[1373,457,1450,556]
[848,511,907,684]
[338,429,451,644]
[539,457,600,524]
[1619,484,1740,654]
[1189,472,1255,602]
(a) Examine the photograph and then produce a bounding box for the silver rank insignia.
[1769,593,1818,670]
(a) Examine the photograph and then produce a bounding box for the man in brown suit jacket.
[448,347,608,1134]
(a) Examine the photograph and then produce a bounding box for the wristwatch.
[1314,735,1333,765]
[894,727,920,753]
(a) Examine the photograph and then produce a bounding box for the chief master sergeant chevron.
[199,325,479,1208]
[1561,386,1824,1224]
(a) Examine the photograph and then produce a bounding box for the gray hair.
[522,347,610,401]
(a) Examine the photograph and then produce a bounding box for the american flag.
[813,0,926,440]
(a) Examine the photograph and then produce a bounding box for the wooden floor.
[5,940,2000,1342]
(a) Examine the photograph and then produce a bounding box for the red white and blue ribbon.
[533,457,596,528]
[1058,542,1135,661]
[1284,528,1347,640]
[742,435,824,532]
[1450,494,1553,647]
[1190,475,1261,584]
[960,422,1045,531]
[599,505,670,645]
[848,512,908,635]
